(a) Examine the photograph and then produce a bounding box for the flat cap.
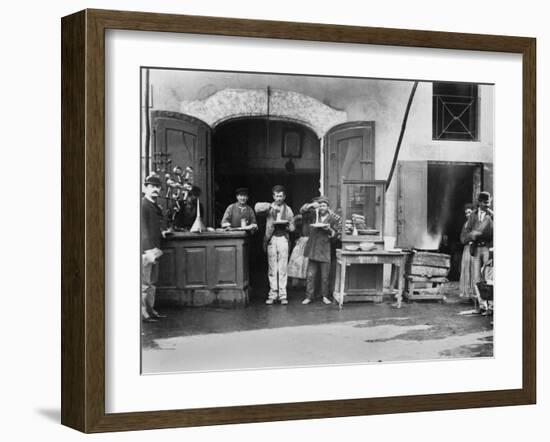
[477,191,491,202]
[189,186,202,197]
[313,195,329,205]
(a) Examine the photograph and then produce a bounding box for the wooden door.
[152,111,211,224]
[397,161,428,248]
[325,122,375,210]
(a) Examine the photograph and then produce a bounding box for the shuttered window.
[432,82,479,141]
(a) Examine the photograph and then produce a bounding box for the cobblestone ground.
[142,282,493,373]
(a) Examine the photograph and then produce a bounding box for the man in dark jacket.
[461,191,494,310]
[141,174,167,321]
[301,196,341,305]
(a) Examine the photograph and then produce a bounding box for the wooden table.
[333,249,409,309]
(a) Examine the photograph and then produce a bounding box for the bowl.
[344,244,360,251]
[359,242,376,251]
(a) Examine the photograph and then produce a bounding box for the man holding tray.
[301,196,341,305]
[255,185,295,305]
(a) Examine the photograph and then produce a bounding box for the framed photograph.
[61,9,536,433]
[282,128,302,158]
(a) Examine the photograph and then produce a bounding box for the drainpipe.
[386,81,418,191]
[319,137,324,196]
[266,86,271,154]
[144,68,151,176]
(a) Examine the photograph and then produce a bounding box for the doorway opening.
[212,118,321,300]
[427,162,481,280]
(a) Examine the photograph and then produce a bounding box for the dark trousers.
[141,257,159,317]
[305,259,330,299]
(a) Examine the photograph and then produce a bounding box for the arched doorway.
[212,117,321,299]
[148,90,375,302]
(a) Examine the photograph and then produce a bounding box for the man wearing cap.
[255,185,295,305]
[300,196,341,305]
[141,174,168,322]
[221,187,258,231]
[462,191,494,310]
[173,185,204,230]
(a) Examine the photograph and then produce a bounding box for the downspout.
[319,137,324,196]
[144,68,151,176]
[386,81,418,190]
[266,86,270,155]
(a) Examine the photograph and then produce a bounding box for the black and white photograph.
[4,0,546,438]
[140,67,495,374]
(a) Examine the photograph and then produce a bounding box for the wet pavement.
[141,283,493,373]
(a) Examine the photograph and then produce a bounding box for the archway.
[179,88,347,139]
[212,117,321,300]
[176,87,348,213]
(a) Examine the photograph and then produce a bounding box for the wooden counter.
[156,231,249,308]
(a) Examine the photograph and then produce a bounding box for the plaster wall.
[147,69,494,236]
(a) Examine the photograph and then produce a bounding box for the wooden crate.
[407,252,450,271]
[405,252,450,302]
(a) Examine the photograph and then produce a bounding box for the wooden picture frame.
[61,9,536,433]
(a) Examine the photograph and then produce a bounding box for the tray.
[357,229,379,235]
[310,223,329,228]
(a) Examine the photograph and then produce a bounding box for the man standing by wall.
[255,185,295,305]
[300,196,341,305]
[141,174,167,322]
[462,191,494,310]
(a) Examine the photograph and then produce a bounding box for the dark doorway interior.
[427,163,479,280]
[213,118,321,300]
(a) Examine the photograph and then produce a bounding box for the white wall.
[150,72,494,238]
[400,83,494,163]
[150,70,419,179]
[1,1,546,442]
[150,71,494,179]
